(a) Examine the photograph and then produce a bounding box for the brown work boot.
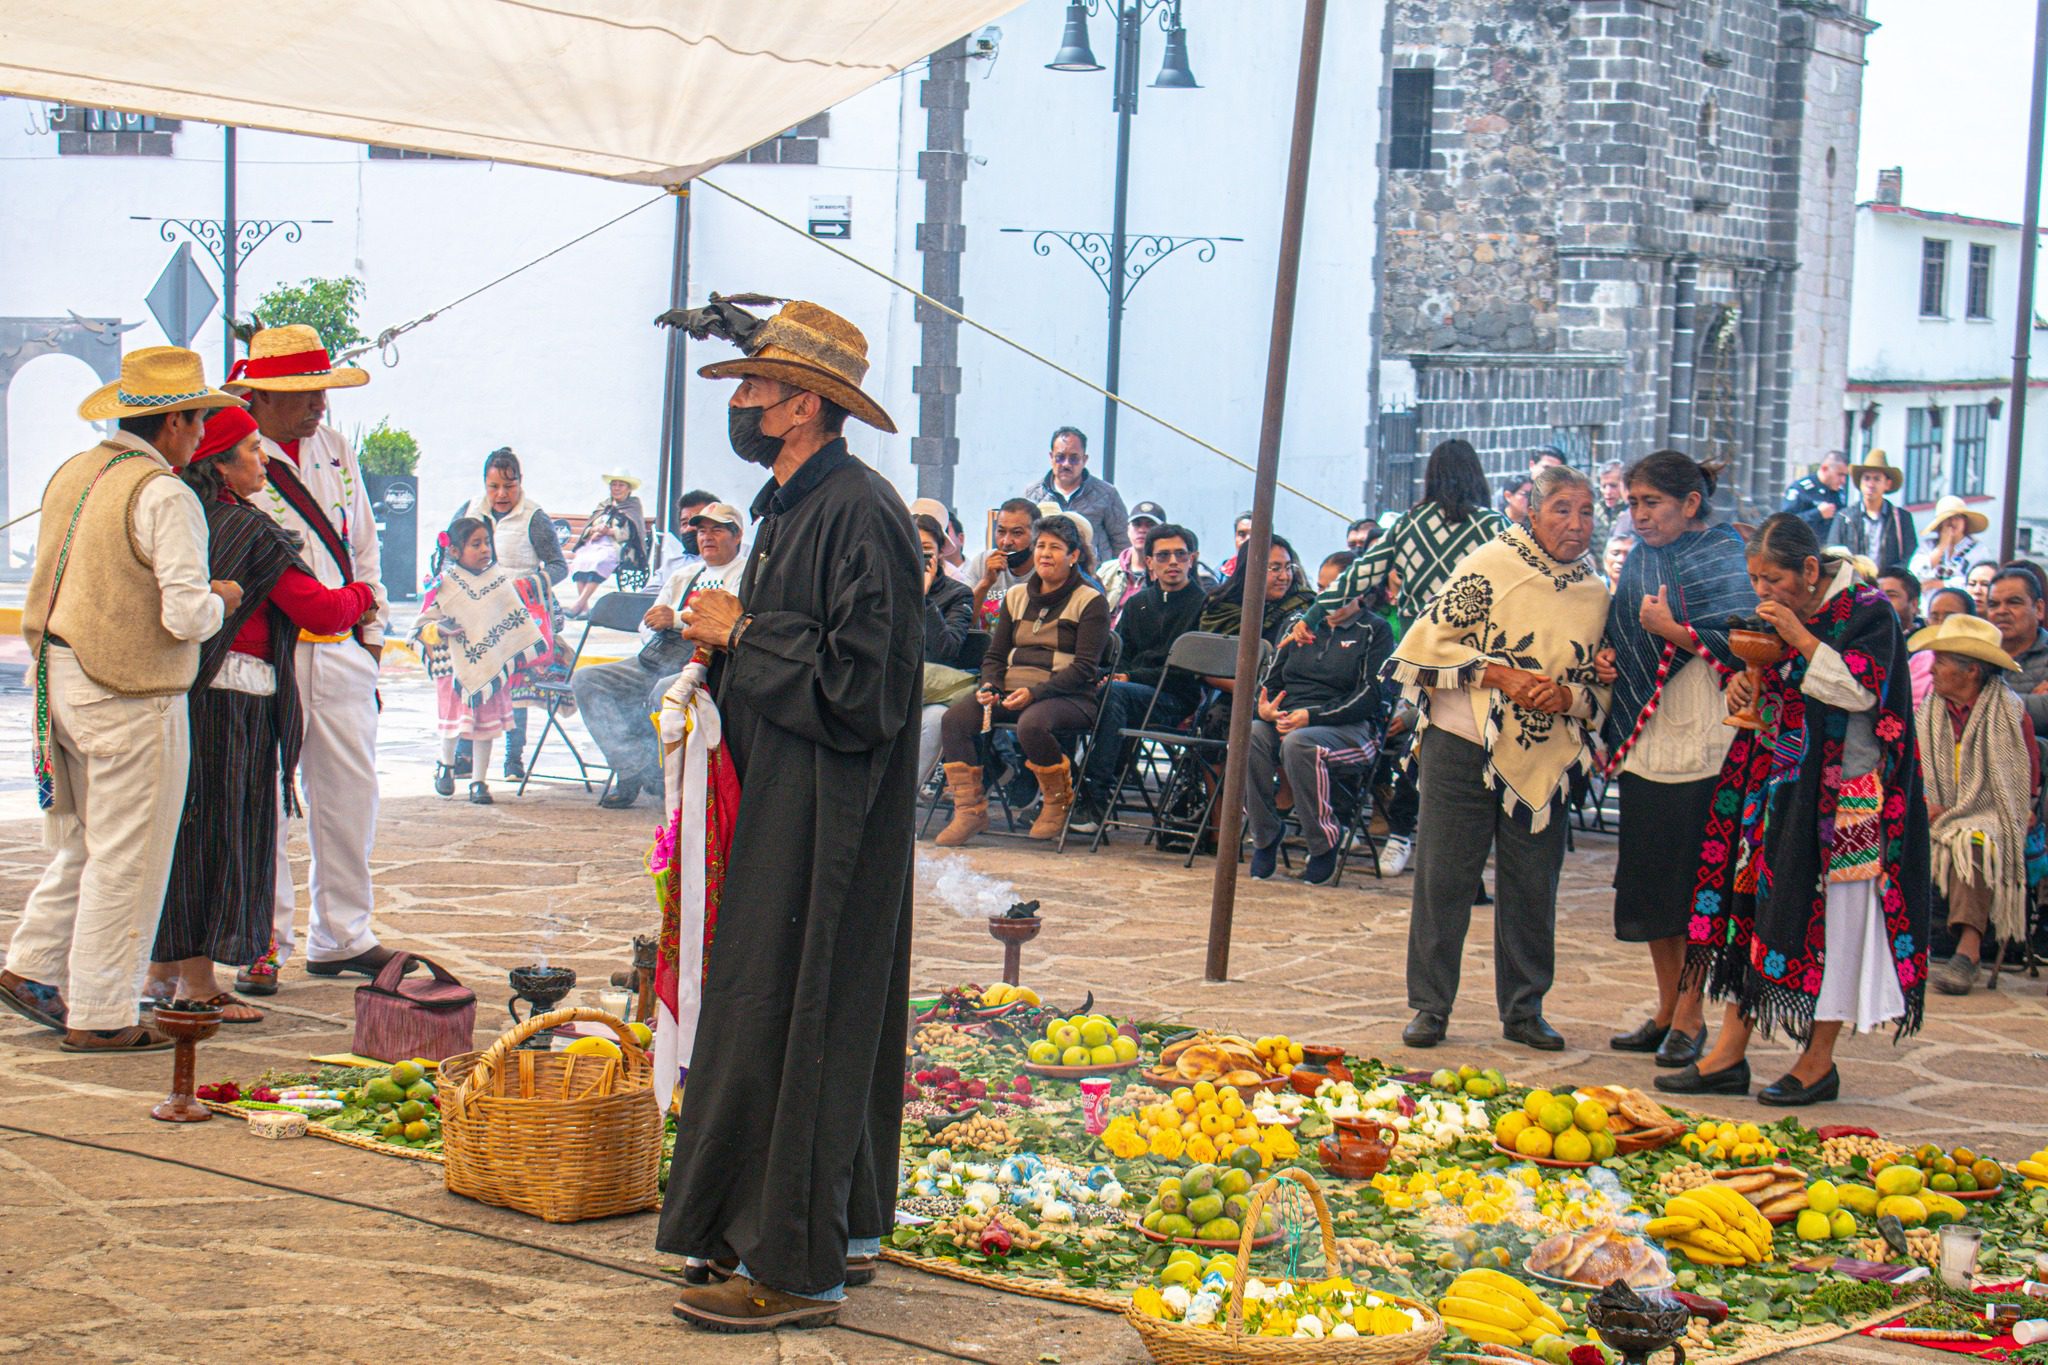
[670,1275,839,1332]
[1027,757,1074,840]
[934,761,988,846]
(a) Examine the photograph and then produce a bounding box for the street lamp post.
[1047,0,1199,484]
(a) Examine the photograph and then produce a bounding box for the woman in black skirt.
[1600,452,1755,1068]
[143,406,378,1021]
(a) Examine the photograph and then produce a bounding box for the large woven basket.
[1125,1167,1443,1365]
[441,1007,661,1223]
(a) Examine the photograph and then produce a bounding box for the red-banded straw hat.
[77,346,247,421]
[225,324,370,391]
[698,300,895,434]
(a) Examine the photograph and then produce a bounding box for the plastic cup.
[1938,1224,1984,1290]
[1079,1077,1112,1135]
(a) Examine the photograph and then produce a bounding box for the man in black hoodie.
[1246,552,1394,886]
[1069,523,1205,833]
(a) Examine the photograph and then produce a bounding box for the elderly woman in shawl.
[1912,614,2039,997]
[1391,466,1612,1053]
[1659,514,1931,1108]
[142,406,379,1020]
[1600,452,1755,1070]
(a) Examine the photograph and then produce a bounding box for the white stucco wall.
[0,1,1383,584]
[1840,202,2048,558]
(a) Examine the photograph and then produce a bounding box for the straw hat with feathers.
[78,346,246,421]
[1909,613,2018,672]
[690,298,895,434]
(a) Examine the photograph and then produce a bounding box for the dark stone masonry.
[1377,0,1872,515]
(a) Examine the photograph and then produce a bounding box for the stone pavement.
[1,669,2044,1361]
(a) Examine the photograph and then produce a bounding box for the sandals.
[194,991,264,1025]
[0,975,66,1031]
[61,1025,173,1053]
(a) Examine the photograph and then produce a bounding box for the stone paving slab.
[1,670,2043,1360]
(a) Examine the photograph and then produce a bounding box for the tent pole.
[1999,0,2047,562]
[222,125,237,367]
[655,186,691,570]
[1205,0,1328,982]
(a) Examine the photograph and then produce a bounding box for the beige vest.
[23,442,199,696]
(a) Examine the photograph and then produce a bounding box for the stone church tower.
[1375,0,1873,514]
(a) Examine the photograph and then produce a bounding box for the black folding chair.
[517,589,656,796]
[1089,631,1272,867]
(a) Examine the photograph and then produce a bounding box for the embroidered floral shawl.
[1684,582,1931,1042]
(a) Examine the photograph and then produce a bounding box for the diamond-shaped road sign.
[146,242,218,348]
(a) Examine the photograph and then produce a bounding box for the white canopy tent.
[0,0,1021,184]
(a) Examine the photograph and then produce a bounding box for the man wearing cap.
[1098,499,1167,617]
[572,502,747,810]
[1784,450,1851,528]
[1022,424,1131,560]
[657,300,922,1332]
[1823,449,1916,571]
[226,325,394,991]
[0,348,241,1052]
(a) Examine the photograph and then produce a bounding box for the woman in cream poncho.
[1389,466,1613,1053]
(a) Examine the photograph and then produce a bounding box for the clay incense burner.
[1724,616,1790,732]
[1319,1115,1400,1180]
[987,901,1043,987]
[151,1000,224,1123]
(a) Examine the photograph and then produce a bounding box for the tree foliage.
[357,419,419,476]
[235,276,368,352]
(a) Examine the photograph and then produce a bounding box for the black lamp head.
[1046,1,1104,72]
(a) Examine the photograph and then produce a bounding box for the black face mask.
[1004,545,1034,573]
[679,528,700,557]
[727,392,800,468]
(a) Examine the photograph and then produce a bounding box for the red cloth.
[194,407,257,462]
[230,569,375,658]
[1858,1282,2027,1357]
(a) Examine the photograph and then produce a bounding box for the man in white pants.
[227,325,397,990]
[0,348,240,1052]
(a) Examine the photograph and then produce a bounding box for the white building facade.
[0,0,1384,586]
[1840,170,2048,560]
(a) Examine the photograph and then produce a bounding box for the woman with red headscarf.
[142,406,379,1020]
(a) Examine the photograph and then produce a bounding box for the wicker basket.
[1125,1167,1443,1365]
[441,1007,661,1223]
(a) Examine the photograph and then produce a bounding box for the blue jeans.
[1081,680,1192,798]
[735,1237,878,1303]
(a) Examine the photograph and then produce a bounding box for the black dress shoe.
[1402,1011,1448,1048]
[1655,1025,1708,1070]
[598,778,642,810]
[1503,1016,1565,1051]
[433,762,455,797]
[1654,1058,1751,1095]
[1473,885,1494,907]
[1758,1066,1839,1107]
[1609,1019,1670,1053]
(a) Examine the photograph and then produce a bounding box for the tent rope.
[336,191,672,367]
[693,175,1349,524]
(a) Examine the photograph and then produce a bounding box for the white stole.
[652,658,716,1115]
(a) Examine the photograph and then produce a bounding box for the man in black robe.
[659,300,923,1333]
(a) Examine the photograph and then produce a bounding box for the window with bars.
[1950,403,1989,496]
[1389,70,1435,171]
[1920,240,1950,317]
[1966,244,1993,320]
[51,105,177,155]
[1903,407,1941,504]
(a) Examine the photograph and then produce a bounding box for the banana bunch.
[1645,1185,1775,1266]
[2018,1148,2048,1190]
[1437,1267,1569,1348]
